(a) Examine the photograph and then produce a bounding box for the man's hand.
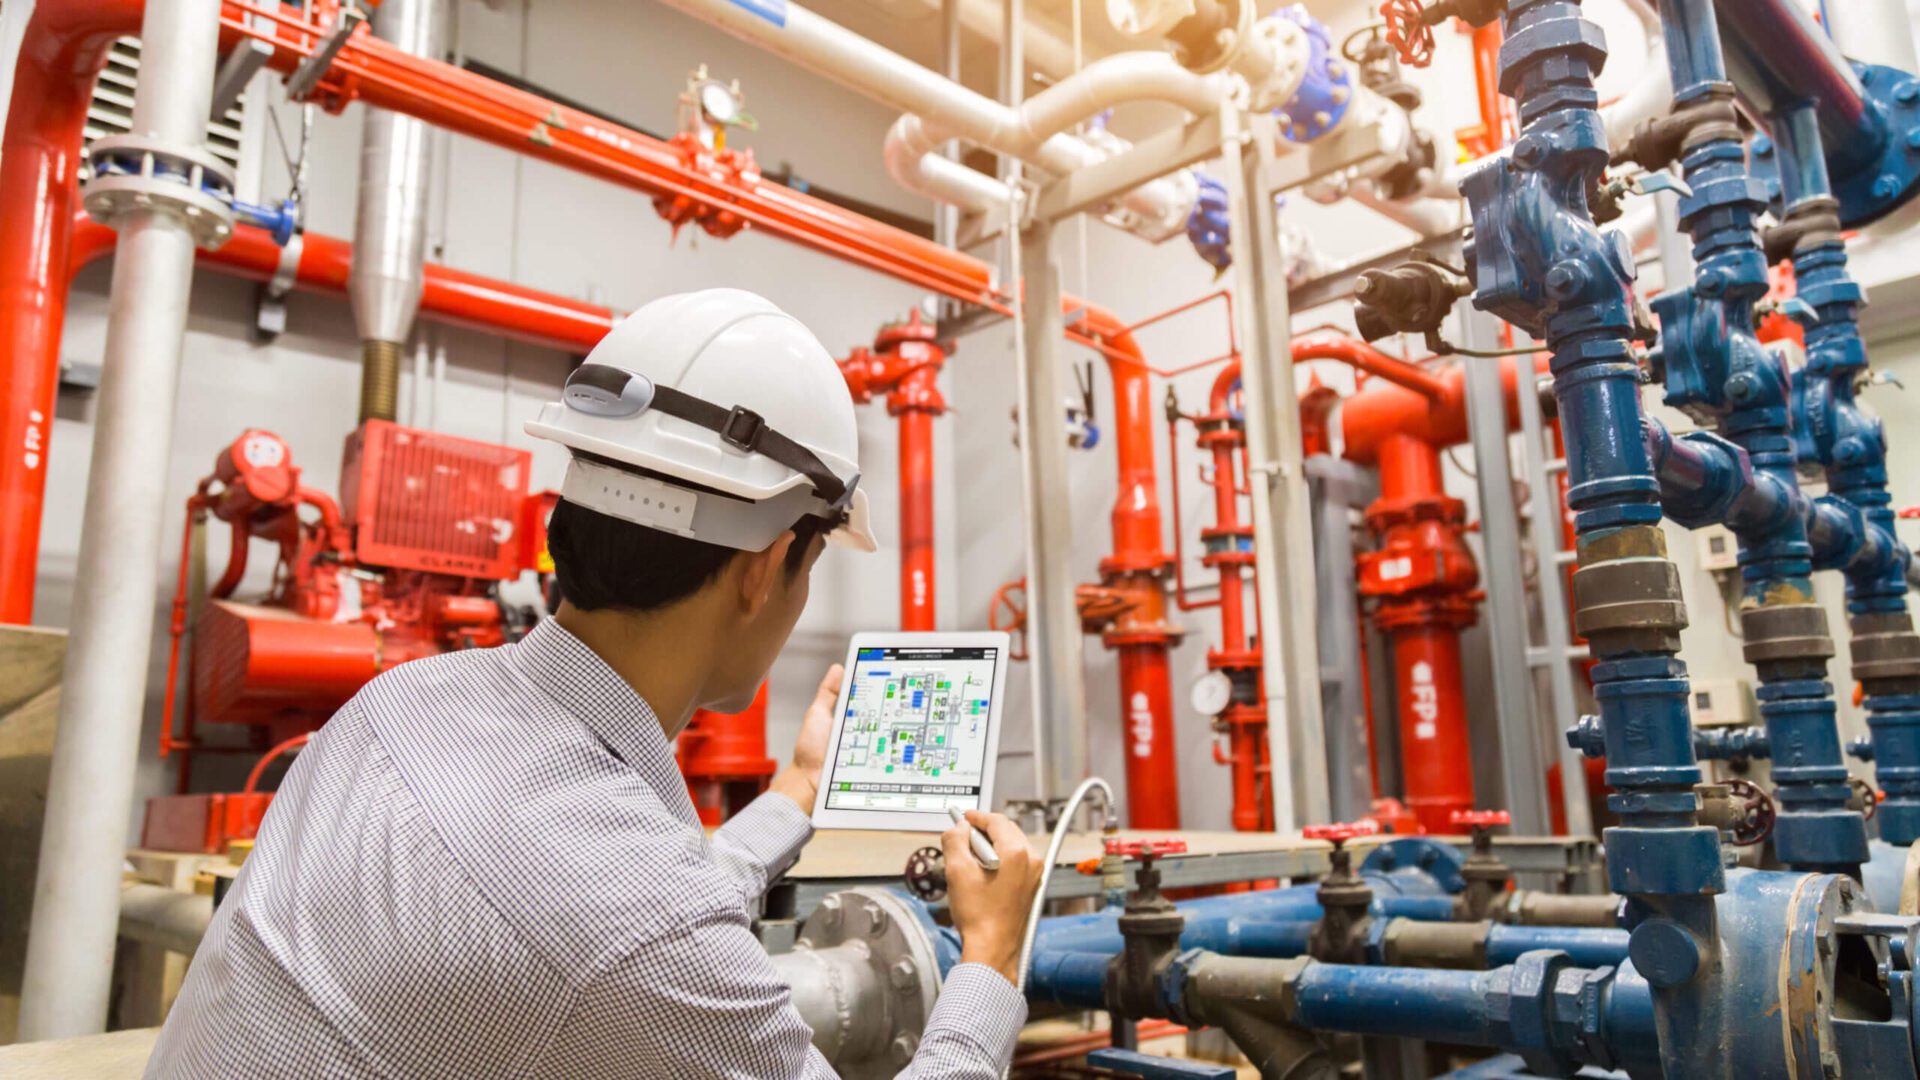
[768,664,842,813]
[945,810,1042,986]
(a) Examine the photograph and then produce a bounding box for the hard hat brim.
[826,488,878,553]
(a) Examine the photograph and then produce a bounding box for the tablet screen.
[823,644,1001,814]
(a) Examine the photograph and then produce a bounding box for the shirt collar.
[509,619,693,815]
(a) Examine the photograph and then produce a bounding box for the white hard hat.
[526,289,876,554]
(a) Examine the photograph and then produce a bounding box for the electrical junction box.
[1690,677,1752,727]
[1696,524,1739,572]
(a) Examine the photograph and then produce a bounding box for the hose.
[1016,775,1116,993]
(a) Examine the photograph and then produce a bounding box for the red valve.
[1450,809,1511,830]
[1302,820,1382,845]
[1898,506,1920,519]
[1103,837,1190,858]
[1379,0,1437,67]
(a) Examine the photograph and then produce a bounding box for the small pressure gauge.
[698,81,741,126]
[1190,671,1234,717]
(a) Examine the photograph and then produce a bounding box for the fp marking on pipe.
[1130,691,1154,759]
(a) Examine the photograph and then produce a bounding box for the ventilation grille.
[342,421,533,581]
[83,37,246,177]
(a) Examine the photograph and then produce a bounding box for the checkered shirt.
[145,619,1026,1077]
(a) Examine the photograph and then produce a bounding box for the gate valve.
[987,579,1030,661]
[1377,0,1436,67]
[1589,169,1692,225]
[1450,809,1513,921]
[1304,821,1378,964]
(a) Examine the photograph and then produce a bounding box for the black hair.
[548,498,827,613]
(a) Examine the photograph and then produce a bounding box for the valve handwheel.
[1302,820,1382,846]
[1104,837,1190,859]
[1449,809,1511,831]
[1379,0,1436,68]
[904,845,947,902]
[1724,777,1777,847]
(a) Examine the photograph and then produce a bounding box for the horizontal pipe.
[116,880,214,957]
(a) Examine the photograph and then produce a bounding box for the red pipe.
[0,0,145,622]
[1359,434,1479,834]
[1073,307,1183,829]
[680,682,777,826]
[1199,364,1267,832]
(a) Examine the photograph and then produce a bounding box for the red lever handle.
[1302,820,1381,844]
[1450,809,1512,829]
[1103,837,1190,858]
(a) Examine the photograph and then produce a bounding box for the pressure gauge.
[698,81,742,126]
[1190,671,1234,717]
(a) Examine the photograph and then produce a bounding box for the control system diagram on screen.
[825,647,996,812]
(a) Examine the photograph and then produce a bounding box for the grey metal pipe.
[117,881,215,957]
[16,0,226,1041]
[771,944,889,1065]
[351,0,443,422]
[1014,216,1088,799]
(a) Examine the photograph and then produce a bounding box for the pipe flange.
[796,888,942,1080]
[83,134,236,247]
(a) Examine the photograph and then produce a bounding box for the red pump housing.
[145,422,543,852]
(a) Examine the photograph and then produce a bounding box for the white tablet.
[810,631,1012,832]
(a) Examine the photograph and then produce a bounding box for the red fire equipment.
[679,683,778,827]
[145,421,544,852]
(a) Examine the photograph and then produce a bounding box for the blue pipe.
[1771,100,1920,848]
[1648,0,1865,878]
[1482,925,1630,969]
[1458,2,1724,1072]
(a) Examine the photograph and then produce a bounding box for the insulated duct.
[349,0,443,423]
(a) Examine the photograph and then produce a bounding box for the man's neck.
[553,601,715,737]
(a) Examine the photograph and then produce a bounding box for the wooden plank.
[0,1026,159,1078]
[0,625,63,1044]
[788,828,1329,880]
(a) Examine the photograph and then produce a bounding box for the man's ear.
[736,530,797,615]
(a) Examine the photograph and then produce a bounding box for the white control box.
[1690,677,1752,727]
[1696,524,1739,572]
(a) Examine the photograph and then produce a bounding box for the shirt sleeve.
[534,910,1025,1080]
[707,790,814,909]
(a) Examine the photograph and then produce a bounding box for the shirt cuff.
[929,963,1028,1063]
[716,791,815,881]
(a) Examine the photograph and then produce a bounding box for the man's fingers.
[942,824,974,868]
[967,811,1029,857]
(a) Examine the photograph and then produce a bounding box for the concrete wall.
[25,0,1920,840]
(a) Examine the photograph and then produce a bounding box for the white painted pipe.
[657,0,1224,233]
[1823,0,1920,73]
[16,0,225,1042]
[1599,0,1671,152]
[117,881,215,957]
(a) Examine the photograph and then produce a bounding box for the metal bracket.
[285,9,367,102]
[211,16,276,120]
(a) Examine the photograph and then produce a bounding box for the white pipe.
[16,0,225,1042]
[117,881,215,957]
[1823,0,1920,73]
[1600,0,1670,151]
[658,0,1226,233]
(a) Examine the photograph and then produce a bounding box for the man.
[149,289,1041,1077]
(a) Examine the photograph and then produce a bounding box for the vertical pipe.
[0,0,143,624]
[1118,644,1179,826]
[1656,0,1864,878]
[1709,0,1885,176]
[351,0,445,422]
[1016,217,1087,801]
[1368,434,1477,834]
[899,398,937,630]
[18,0,225,1040]
[1221,106,1326,830]
[1459,312,1550,836]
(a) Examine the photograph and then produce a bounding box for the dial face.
[1190,670,1234,717]
[698,82,740,123]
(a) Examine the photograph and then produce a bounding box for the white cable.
[1015,775,1116,992]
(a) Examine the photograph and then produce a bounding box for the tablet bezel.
[809,630,1011,833]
